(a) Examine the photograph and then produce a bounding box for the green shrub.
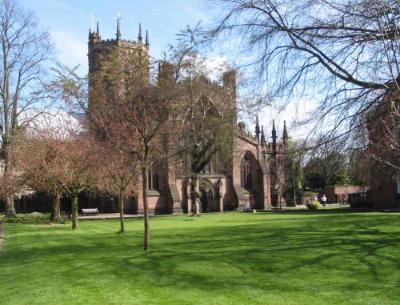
[302,192,318,205]
[306,200,320,210]
[3,212,51,224]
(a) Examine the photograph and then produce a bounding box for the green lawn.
[1,211,400,305]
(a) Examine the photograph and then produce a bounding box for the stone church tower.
[87,20,294,214]
[88,20,149,75]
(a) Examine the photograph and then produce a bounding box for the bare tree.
[165,39,236,214]
[90,134,138,233]
[62,135,94,230]
[0,0,53,217]
[88,46,180,250]
[207,0,400,153]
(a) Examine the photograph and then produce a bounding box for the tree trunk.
[189,174,198,215]
[71,195,79,230]
[118,189,125,233]
[52,192,61,223]
[4,194,16,218]
[3,148,16,218]
[142,165,149,251]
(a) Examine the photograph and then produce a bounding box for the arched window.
[240,156,251,189]
[199,152,219,174]
[147,168,159,191]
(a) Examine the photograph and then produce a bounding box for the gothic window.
[241,156,251,190]
[201,160,213,174]
[200,153,218,174]
[147,168,159,191]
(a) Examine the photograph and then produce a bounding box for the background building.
[367,96,400,209]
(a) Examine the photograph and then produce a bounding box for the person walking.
[321,194,327,207]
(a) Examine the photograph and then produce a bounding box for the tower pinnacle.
[116,16,121,40]
[261,125,266,144]
[282,120,289,144]
[272,120,277,154]
[138,23,143,42]
[255,115,260,141]
[272,120,277,140]
[145,30,149,47]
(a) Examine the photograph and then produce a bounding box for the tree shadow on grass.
[100,216,400,292]
[1,212,400,300]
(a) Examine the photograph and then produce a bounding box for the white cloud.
[20,109,83,139]
[204,55,230,80]
[257,98,320,140]
[179,53,230,81]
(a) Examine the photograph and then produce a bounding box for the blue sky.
[21,0,212,70]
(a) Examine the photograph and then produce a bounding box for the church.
[88,21,293,214]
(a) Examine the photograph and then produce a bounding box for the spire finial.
[145,29,149,47]
[255,115,260,141]
[261,125,266,145]
[96,21,99,35]
[138,23,143,42]
[282,120,289,144]
[116,14,121,40]
[272,120,277,154]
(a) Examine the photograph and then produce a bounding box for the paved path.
[78,205,352,220]
[78,213,140,220]
[270,203,350,211]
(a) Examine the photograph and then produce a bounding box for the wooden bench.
[81,208,99,216]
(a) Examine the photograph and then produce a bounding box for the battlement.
[90,38,148,50]
[88,20,150,77]
[88,20,149,49]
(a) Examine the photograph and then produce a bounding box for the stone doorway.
[199,179,219,212]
